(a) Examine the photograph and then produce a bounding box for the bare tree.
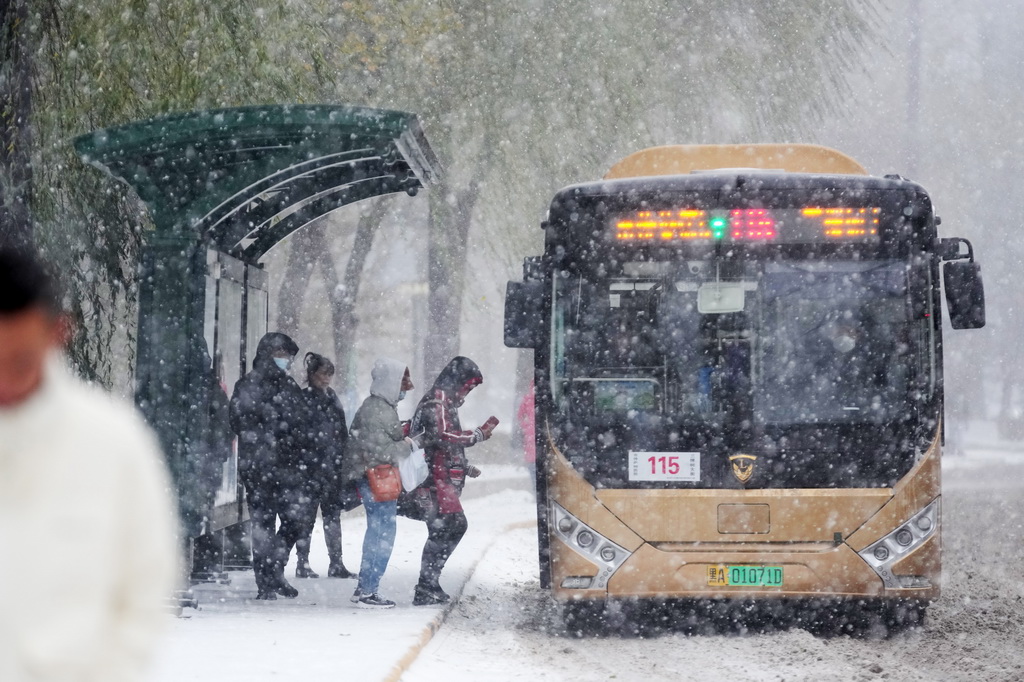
[275,199,392,386]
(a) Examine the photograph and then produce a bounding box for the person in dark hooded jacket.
[229,332,309,600]
[407,357,498,605]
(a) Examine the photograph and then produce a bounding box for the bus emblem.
[729,454,757,483]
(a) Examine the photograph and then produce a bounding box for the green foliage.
[28,0,369,385]
[340,0,880,308]
[25,0,878,384]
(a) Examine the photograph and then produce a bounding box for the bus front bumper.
[550,533,940,602]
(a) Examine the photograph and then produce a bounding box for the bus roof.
[604,144,868,179]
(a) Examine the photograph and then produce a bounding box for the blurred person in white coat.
[0,245,180,682]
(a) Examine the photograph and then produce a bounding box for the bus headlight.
[858,499,939,589]
[550,501,632,589]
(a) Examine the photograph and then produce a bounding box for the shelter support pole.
[135,235,211,539]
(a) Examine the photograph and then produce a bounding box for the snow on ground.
[405,428,1024,682]
[148,467,536,682]
[149,430,1024,682]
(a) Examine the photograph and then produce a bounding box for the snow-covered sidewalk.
[149,467,537,682]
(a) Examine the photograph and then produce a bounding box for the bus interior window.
[603,282,660,368]
[658,286,705,414]
[755,261,912,426]
[562,278,666,416]
[660,282,754,424]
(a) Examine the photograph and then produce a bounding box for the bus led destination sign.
[613,207,880,243]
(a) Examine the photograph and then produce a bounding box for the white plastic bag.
[398,447,429,492]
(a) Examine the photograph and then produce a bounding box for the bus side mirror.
[504,280,545,348]
[943,260,985,329]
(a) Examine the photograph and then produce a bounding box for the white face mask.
[273,357,291,371]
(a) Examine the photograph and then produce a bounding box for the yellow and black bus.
[504,145,985,629]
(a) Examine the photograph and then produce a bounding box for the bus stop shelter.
[74,105,441,579]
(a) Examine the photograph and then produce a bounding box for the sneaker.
[295,562,319,579]
[350,588,364,604]
[327,563,357,579]
[275,580,299,598]
[356,593,396,609]
[255,590,278,601]
[413,584,451,606]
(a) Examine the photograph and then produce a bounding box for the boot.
[295,559,319,579]
[413,582,450,606]
[275,578,299,598]
[327,561,357,579]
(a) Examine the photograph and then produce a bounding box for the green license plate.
[707,565,783,587]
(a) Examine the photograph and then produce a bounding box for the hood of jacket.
[369,357,407,406]
[252,332,299,371]
[432,356,482,394]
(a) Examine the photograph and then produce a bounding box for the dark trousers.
[296,480,361,566]
[293,484,345,566]
[244,474,307,593]
[418,509,468,590]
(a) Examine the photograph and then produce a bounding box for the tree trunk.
[424,178,483,378]
[0,0,34,249]
[274,201,390,389]
[320,199,390,390]
[275,223,321,337]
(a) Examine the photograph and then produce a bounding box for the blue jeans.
[356,477,397,595]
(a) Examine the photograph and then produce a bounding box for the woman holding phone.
[408,356,498,606]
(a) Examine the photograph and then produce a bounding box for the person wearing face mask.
[229,332,309,600]
[343,357,417,608]
[407,356,498,606]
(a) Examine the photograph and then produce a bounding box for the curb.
[383,519,537,682]
[961,440,1024,453]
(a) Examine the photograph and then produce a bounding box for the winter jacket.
[411,357,484,514]
[303,385,348,491]
[229,332,310,487]
[343,357,414,483]
[0,359,179,682]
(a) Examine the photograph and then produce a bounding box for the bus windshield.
[551,258,934,487]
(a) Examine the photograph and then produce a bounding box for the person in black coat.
[229,332,309,600]
[294,352,358,579]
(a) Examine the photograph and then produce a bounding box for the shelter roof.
[74,104,441,261]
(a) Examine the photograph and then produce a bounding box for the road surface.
[405,448,1024,682]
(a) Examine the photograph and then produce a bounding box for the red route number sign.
[628,451,700,482]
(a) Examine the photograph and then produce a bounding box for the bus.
[503,144,985,630]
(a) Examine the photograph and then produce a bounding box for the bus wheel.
[881,599,928,633]
[561,599,606,637]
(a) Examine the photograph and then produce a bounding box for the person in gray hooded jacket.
[343,357,416,608]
